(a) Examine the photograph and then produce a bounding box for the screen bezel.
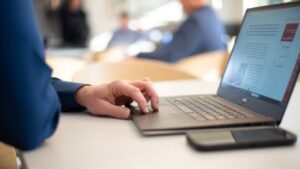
[217,2,300,125]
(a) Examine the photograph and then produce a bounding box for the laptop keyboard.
[167,96,254,121]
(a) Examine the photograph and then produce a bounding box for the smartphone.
[186,127,297,151]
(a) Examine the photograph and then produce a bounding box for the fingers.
[83,79,159,119]
[114,81,150,113]
[94,100,131,119]
[115,95,133,106]
[130,80,159,111]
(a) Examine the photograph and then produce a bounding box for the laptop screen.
[221,3,300,106]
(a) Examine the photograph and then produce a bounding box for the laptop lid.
[217,2,300,124]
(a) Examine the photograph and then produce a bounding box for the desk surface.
[22,80,300,169]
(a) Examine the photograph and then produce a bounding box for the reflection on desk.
[22,80,300,169]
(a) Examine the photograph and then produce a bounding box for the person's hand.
[75,78,159,119]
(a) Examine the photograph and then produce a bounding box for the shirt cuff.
[52,79,88,111]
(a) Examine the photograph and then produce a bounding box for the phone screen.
[232,128,288,143]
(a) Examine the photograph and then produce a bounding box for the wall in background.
[83,0,118,37]
[83,0,174,36]
[207,0,244,24]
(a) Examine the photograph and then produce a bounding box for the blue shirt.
[138,6,226,63]
[107,28,143,48]
[0,0,85,150]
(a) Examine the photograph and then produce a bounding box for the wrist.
[75,85,92,107]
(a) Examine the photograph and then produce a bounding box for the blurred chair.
[175,51,229,81]
[46,56,87,81]
[0,142,18,169]
[72,59,197,84]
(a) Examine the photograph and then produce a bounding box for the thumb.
[98,101,131,119]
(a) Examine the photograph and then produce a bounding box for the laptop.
[130,2,300,136]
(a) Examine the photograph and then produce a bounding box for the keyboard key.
[176,104,194,113]
[167,96,254,121]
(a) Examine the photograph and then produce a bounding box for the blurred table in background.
[175,51,229,81]
[46,56,87,81]
[89,49,230,82]
[45,48,90,81]
[72,59,197,84]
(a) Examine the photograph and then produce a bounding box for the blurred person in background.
[59,0,89,47]
[107,12,143,49]
[137,0,226,63]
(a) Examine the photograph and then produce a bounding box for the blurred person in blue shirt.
[107,12,143,48]
[137,0,227,63]
[0,0,158,151]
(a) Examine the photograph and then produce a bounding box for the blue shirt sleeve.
[0,0,85,150]
[138,17,202,63]
[52,78,87,111]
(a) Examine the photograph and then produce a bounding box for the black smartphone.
[186,127,297,151]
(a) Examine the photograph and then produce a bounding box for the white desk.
[22,80,300,169]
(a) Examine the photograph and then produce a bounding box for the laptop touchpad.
[130,104,178,115]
